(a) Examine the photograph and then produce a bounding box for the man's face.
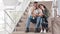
[33,3,38,7]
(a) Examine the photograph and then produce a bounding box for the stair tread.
[12,31,51,34]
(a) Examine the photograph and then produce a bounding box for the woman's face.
[40,5,45,10]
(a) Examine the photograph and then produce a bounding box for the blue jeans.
[26,16,42,30]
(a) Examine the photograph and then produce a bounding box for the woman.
[38,4,50,33]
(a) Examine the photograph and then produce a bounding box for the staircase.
[12,12,52,33]
[12,1,53,34]
[12,8,51,34]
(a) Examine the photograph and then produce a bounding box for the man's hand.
[39,13,44,17]
[32,14,36,17]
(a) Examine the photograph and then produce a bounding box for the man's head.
[33,2,38,8]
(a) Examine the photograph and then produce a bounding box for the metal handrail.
[4,0,31,34]
[5,29,11,34]
[4,9,15,34]
[4,10,15,24]
[5,22,12,29]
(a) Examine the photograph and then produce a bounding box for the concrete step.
[22,15,28,19]
[16,21,26,27]
[23,12,28,15]
[15,27,35,31]
[12,31,40,34]
[16,27,26,31]
[17,22,35,27]
[20,18,27,22]
[18,23,26,26]
[16,23,36,31]
[12,31,51,34]
[17,20,27,26]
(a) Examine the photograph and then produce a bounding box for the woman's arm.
[39,9,44,17]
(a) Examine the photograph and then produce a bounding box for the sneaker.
[41,29,43,33]
[44,29,46,33]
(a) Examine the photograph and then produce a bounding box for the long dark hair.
[38,4,47,10]
[38,4,50,17]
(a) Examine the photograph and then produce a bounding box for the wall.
[58,0,60,16]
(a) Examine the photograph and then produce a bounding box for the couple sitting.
[26,2,50,33]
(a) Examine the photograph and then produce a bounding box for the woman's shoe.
[40,29,43,33]
[44,29,46,33]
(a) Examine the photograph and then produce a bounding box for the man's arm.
[31,7,37,17]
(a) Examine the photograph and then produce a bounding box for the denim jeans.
[26,16,42,30]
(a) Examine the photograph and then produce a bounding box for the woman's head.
[38,4,46,10]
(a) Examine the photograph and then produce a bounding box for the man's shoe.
[25,28,29,32]
[35,28,40,33]
[25,30,29,32]
[35,30,40,33]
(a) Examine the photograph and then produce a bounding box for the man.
[25,2,42,32]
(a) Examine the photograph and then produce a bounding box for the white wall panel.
[58,0,60,16]
[3,0,18,6]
